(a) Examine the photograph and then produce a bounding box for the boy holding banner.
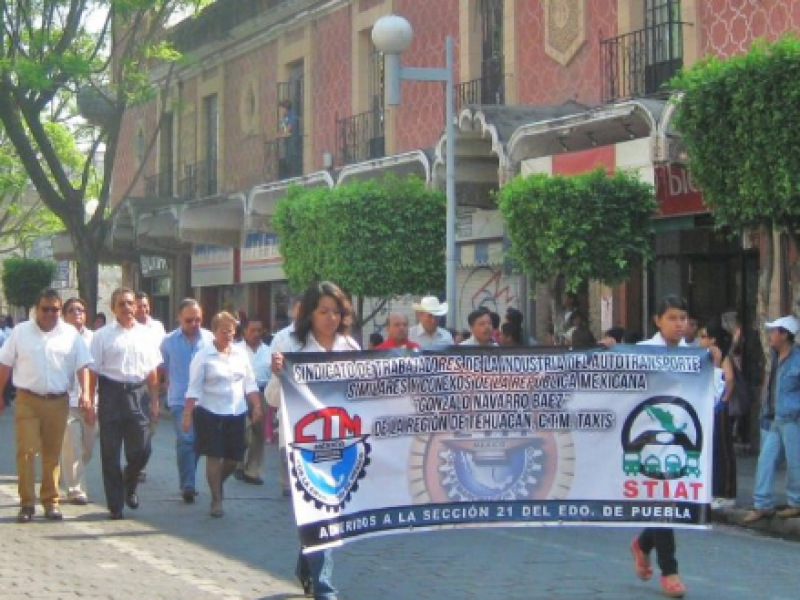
[630,294,690,598]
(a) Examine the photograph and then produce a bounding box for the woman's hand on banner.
[272,352,285,375]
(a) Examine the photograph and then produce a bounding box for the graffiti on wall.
[459,266,519,324]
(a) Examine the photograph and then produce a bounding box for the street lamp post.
[372,15,457,329]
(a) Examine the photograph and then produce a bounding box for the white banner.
[279,345,714,552]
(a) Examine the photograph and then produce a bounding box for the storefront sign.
[191,244,234,287]
[280,345,714,552]
[655,165,706,217]
[240,231,284,283]
[140,255,170,277]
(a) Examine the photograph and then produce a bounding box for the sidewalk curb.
[713,506,800,541]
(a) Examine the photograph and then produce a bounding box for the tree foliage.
[497,169,657,292]
[273,176,446,300]
[672,35,800,230]
[0,0,205,313]
[1,257,57,310]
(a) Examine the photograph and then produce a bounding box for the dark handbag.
[728,357,753,418]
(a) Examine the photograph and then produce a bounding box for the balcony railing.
[144,171,174,198]
[600,22,685,103]
[336,109,384,167]
[265,135,304,182]
[177,159,217,200]
[456,70,505,113]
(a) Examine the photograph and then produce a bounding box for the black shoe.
[108,511,124,520]
[125,493,139,510]
[182,488,196,504]
[242,474,264,485]
[17,507,34,523]
[44,507,63,521]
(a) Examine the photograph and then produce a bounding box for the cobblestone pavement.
[1,406,799,599]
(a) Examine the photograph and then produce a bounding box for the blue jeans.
[169,404,197,492]
[753,416,800,509]
[296,549,336,600]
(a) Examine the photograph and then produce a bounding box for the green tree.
[0,1,204,314]
[497,169,656,340]
[672,35,800,325]
[1,257,57,312]
[273,176,446,325]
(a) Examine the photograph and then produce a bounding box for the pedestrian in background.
[268,281,359,600]
[184,311,262,517]
[0,288,92,523]
[235,318,272,483]
[409,296,453,349]
[460,308,498,347]
[743,316,800,523]
[90,288,162,520]
[60,297,97,505]
[630,294,690,598]
[375,313,419,350]
[160,299,213,503]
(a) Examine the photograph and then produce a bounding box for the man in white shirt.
[134,291,166,483]
[90,288,162,520]
[235,319,272,484]
[460,308,499,346]
[409,296,454,350]
[60,297,96,505]
[0,288,92,523]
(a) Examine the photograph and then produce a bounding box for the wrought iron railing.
[336,109,385,166]
[600,22,685,103]
[265,135,304,182]
[177,159,217,199]
[144,171,174,197]
[456,70,505,112]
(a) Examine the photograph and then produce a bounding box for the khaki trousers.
[15,391,69,508]
[60,406,97,498]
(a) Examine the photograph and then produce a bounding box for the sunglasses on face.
[67,307,85,314]
[39,306,60,314]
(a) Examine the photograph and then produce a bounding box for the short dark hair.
[489,311,500,329]
[36,288,62,307]
[655,294,688,317]
[467,308,491,327]
[135,291,149,301]
[94,312,107,325]
[505,307,524,326]
[110,287,135,308]
[178,298,200,313]
[570,327,597,349]
[604,326,625,343]
[63,297,86,314]
[501,322,523,345]
[369,332,384,347]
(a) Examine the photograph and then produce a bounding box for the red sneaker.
[630,537,653,581]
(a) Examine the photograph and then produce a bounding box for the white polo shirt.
[0,319,92,395]
[90,320,163,383]
[186,343,258,416]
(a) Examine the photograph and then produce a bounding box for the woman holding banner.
[268,281,359,600]
[631,294,690,598]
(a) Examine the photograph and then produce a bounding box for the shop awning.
[137,206,188,254]
[336,150,431,186]
[247,171,334,232]
[178,193,246,247]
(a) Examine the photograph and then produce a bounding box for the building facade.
[110,0,799,344]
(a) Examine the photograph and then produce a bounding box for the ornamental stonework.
[544,0,586,66]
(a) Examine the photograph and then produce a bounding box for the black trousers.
[638,528,677,576]
[98,377,151,513]
[712,404,737,499]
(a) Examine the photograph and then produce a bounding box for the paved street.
[1,406,799,600]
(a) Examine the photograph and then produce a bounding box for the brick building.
[110,0,799,343]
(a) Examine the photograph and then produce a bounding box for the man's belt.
[98,375,146,392]
[16,388,68,400]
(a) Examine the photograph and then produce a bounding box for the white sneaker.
[711,497,736,510]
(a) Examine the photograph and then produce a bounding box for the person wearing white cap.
[743,315,800,523]
[408,296,454,350]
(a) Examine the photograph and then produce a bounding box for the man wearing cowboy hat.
[409,296,454,350]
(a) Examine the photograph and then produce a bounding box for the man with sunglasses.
[160,298,213,503]
[59,297,97,505]
[0,288,92,523]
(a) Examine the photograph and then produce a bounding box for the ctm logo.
[294,407,362,443]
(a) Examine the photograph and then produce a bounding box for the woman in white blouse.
[268,281,359,600]
[184,311,262,517]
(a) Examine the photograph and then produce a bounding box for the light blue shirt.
[235,340,272,388]
[160,327,214,408]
